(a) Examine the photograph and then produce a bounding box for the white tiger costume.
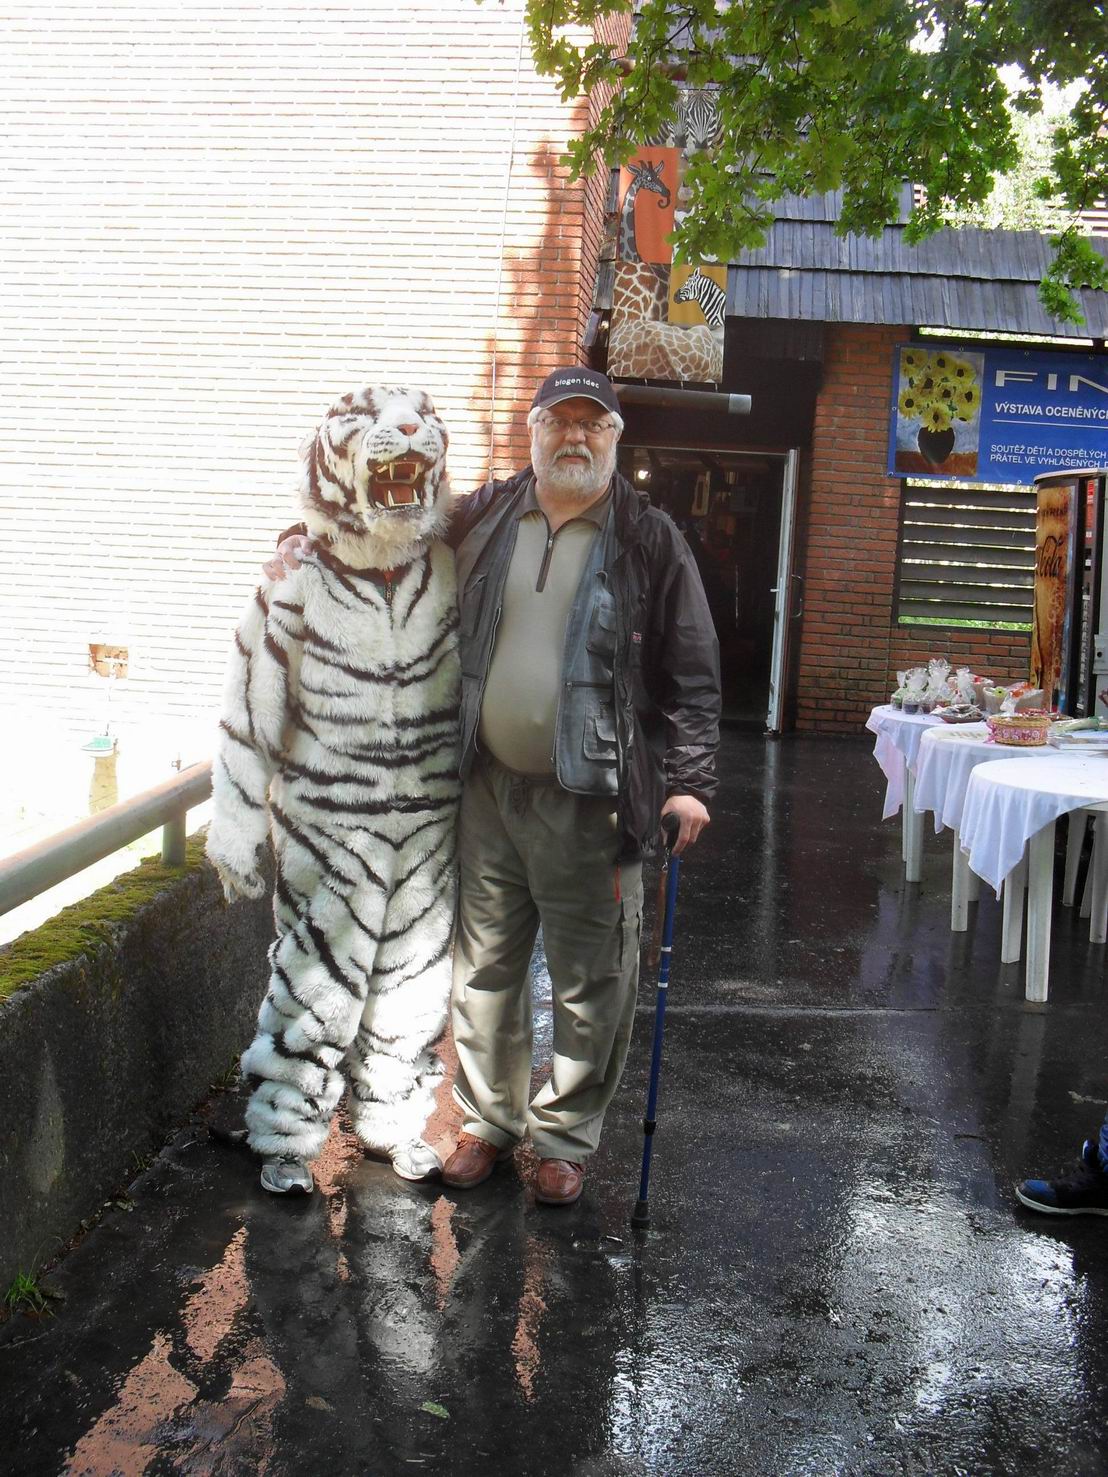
[206,386,459,1193]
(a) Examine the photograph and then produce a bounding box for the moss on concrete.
[0,835,270,1291]
[0,836,210,1004]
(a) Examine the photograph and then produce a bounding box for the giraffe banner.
[608,259,724,382]
[615,150,678,265]
[607,103,726,384]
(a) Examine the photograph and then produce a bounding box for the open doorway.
[618,445,790,728]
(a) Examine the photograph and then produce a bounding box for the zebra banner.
[607,89,725,385]
[669,263,727,329]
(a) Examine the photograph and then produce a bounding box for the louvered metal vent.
[897,481,1036,629]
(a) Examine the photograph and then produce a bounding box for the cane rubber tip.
[631,1200,650,1229]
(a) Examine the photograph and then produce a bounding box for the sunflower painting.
[892,347,984,476]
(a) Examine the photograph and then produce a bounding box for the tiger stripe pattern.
[207,386,460,1165]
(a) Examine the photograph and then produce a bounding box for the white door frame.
[619,442,801,731]
[766,448,801,735]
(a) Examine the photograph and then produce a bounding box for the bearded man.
[440,367,720,1204]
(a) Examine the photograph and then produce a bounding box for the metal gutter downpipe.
[614,385,752,416]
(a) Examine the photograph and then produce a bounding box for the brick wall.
[887,626,1031,694]
[578,11,630,352]
[796,324,1034,733]
[0,0,628,764]
[489,8,629,475]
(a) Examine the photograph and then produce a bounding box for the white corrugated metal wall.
[0,1,580,773]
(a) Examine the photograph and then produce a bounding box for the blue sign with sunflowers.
[888,343,1108,484]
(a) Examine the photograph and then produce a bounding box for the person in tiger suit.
[206,386,459,1196]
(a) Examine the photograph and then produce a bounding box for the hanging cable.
[487,1,529,485]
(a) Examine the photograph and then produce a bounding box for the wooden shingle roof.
[598,181,1108,337]
[726,190,1108,337]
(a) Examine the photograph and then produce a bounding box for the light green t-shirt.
[478,481,611,775]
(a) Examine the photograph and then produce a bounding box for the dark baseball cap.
[531,367,621,415]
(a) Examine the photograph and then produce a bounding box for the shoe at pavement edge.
[442,1132,514,1189]
[260,1158,314,1196]
[391,1138,443,1182]
[535,1157,585,1206]
[1016,1139,1108,1216]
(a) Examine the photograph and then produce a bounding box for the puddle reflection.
[65,1225,286,1476]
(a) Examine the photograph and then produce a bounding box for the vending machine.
[1030,468,1108,715]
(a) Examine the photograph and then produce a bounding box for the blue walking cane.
[631,813,682,1230]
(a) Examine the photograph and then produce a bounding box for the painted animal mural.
[673,267,726,330]
[640,88,723,153]
[608,262,724,383]
[616,158,672,263]
[606,105,726,383]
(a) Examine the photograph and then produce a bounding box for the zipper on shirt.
[473,600,505,754]
[536,523,555,593]
[472,518,520,750]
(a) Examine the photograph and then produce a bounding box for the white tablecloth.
[913,723,1066,834]
[865,704,943,819]
[959,754,1108,893]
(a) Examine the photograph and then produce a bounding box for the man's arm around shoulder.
[445,468,531,550]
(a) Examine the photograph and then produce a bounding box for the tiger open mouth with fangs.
[370,455,430,509]
[299,387,452,564]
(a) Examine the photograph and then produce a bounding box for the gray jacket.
[450,468,721,859]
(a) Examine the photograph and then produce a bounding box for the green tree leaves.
[525,0,1108,324]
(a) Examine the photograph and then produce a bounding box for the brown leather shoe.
[442,1132,513,1189]
[535,1158,585,1206]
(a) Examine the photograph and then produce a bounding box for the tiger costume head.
[298,386,451,569]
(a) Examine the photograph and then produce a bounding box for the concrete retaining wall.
[0,853,272,1290]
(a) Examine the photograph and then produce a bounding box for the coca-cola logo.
[1036,534,1065,580]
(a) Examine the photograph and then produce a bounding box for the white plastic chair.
[1066,805,1108,943]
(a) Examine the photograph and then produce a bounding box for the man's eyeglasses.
[536,414,616,436]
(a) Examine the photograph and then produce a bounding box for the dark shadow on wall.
[476,138,602,486]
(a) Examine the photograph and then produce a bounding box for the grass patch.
[4,1270,50,1317]
[209,1055,242,1092]
[0,834,209,1004]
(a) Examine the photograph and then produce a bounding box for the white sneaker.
[259,1158,314,1195]
[390,1139,443,1182]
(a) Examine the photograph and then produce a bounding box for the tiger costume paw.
[211,855,266,904]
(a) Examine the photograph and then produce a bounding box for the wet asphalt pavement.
[5,732,1108,1475]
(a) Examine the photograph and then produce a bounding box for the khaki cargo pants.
[451,755,644,1162]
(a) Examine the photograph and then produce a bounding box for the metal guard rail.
[0,762,213,920]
